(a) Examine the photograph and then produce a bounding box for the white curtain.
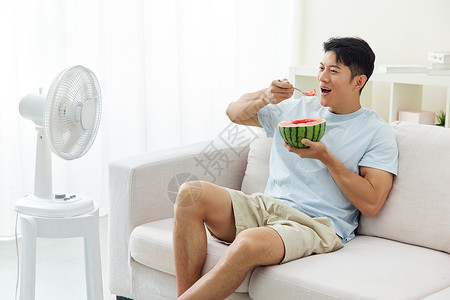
[0,0,300,237]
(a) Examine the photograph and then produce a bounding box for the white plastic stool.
[18,206,103,300]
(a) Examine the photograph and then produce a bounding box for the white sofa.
[109,121,450,300]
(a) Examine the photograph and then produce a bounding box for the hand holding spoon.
[278,79,316,96]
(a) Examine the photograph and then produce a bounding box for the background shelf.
[290,66,450,127]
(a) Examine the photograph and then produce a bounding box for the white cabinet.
[290,66,450,128]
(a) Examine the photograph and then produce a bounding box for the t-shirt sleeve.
[358,124,399,175]
[257,100,293,138]
[257,104,278,137]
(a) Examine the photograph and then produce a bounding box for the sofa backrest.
[358,121,450,254]
[241,121,450,254]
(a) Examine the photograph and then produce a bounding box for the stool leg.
[83,214,104,300]
[19,215,37,300]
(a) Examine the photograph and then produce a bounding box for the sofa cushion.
[129,218,253,293]
[358,121,450,254]
[249,235,450,300]
[240,129,272,195]
[422,287,450,299]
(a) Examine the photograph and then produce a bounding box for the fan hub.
[80,99,96,130]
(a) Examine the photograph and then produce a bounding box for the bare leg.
[179,227,285,300]
[173,181,236,296]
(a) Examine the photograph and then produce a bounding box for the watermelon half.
[278,118,326,148]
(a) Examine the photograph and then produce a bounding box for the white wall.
[297,0,450,119]
[299,0,450,66]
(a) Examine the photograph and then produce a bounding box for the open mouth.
[321,88,332,95]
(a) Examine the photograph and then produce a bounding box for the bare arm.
[323,156,393,218]
[226,79,294,127]
[285,139,394,217]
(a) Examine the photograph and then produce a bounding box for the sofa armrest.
[108,138,249,297]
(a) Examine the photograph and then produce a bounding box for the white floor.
[0,215,116,300]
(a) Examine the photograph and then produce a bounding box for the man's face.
[316,51,359,114]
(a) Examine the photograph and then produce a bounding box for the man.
[173,37,398,299]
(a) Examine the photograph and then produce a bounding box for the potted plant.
[436,109,446,126]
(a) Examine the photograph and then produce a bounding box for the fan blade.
[61,124,82,155]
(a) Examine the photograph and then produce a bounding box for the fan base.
[16,194,95,218]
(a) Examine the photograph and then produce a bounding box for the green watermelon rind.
[277,119,326,148]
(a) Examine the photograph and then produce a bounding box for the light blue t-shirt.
[257,96,398,242]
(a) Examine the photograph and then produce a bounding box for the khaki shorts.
[225,189,344,263]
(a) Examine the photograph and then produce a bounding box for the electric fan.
[17,65,102,217]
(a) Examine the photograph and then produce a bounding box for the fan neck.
[34,127,53,197]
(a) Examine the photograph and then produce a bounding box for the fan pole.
[34,126,53,197]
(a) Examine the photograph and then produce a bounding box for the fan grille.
[44,66,102,160]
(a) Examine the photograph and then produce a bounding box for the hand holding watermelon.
[283,139,328,161]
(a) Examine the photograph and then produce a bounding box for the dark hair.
[323,37,375,92]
